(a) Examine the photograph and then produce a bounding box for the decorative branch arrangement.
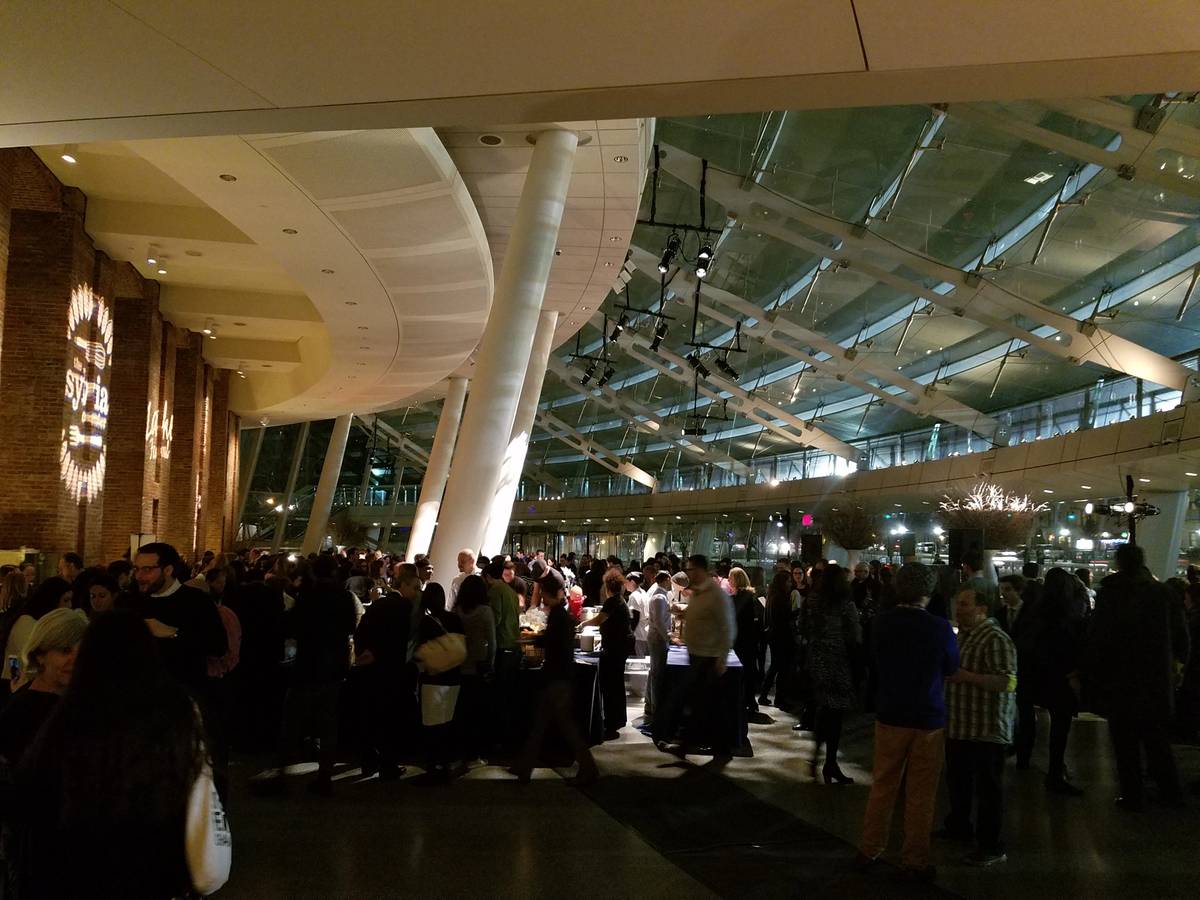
[824,505,879,551]
[938,482,1048,549]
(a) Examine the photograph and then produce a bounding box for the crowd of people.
[0,537,1195,894]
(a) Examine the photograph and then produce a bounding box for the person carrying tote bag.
[413,584,466,785]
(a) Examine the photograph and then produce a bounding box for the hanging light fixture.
[696,243,715,278]
[608,314,627,344]
[658,233,682,273]
[597,364,616,387]
[649,319,669,351]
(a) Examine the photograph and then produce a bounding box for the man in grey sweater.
[653,555,736,760]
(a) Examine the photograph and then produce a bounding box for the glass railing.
[516,358,1193,501]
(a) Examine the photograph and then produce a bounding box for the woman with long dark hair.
[804,564,860,783]
[759,571,798,709]
[580,568,633,739]
[1027,567,1087,796]
[15,610,230,898]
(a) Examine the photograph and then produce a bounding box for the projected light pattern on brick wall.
[61,284,112,503]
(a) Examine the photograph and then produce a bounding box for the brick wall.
[163,330,201,560]
[205,371,239,552]
[0,151,14,376]
[0,198,99,559]
[103,258,163,562]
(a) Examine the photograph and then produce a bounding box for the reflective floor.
[224,703,1200,899]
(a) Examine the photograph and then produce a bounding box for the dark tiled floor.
[223,704,1200,899]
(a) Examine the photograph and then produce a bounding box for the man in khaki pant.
[856,563,959,882]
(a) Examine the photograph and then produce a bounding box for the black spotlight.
[649,319,668,351]
[658,233,682,274]
[609,314,627,344]
[696,244,715,278]
[597,365,616,387]
[715,356,740,380]
[686,353,711,379]
[580,362,596,386]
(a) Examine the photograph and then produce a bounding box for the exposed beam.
[535,411,658,490]
[943,102,1200,201]
[660,145,1195,391]
[1039,96,1200,161]
[621,336,860,462]
[545,356,755,480]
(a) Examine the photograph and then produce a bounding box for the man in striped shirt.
[942,586,1018,868]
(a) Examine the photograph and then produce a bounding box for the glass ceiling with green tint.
[386,96,1200,485]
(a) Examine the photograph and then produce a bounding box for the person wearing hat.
[511,568,599,786]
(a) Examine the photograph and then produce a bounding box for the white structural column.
[1137,490,1189,581]
[480,310,559,556]
[272,420,310,552]
[300,414,353,555]
[235,426,265,526]
[430,129,579,587]
[406,376,469,562]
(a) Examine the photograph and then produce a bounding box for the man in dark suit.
[1088,543,1190,810]
[999,574,1041,766]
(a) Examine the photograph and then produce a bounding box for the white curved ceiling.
[131,128,492,421]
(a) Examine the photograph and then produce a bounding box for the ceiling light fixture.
[695,243,714,279]
[658,233,682,274]
[649,319,668,351]
[1023,171,1053,185]
[597,365,616,387]
[1187,472,1199,477]
[613,154,629,163]
[60,144,78,165]
[609,315,627,343]
[202,319,215,336]
[156,267,167,276]
[146,246,158,266]
[282,228,298,235]
[218,173,237,182]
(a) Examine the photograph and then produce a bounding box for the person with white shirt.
[449,548,480,609]
[626,572,650,657]
[643,571,673,729]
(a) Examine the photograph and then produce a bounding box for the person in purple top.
[856,563,959,883]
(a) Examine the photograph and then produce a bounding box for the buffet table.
[658,646,748,753]
[513,653,605,764]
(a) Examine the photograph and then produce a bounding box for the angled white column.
[235,426,265,527]
[480,310,558,556]
[272,420,310,552]
[406,376,468,562]
[1137,490,1188,581]
[430,128,579,588]
[300,414,353,555]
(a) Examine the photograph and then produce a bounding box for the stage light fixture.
[686,353,711,379]
[696,243,714,278]
[597,365,616,387]
[609,314,627,343]
[649,319,668,351]
[715,356,740,380]
[658,233,682,273]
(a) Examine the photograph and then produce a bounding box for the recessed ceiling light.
[60,144,78,164]
[1043,489,1054,494]
[613,154,629,163]
[479,134,503,146]
[603,261,613,267]
[1023,171,1053,185]
[345,301,358,306]
[359,345,369,350]
[1138,477,1151,483]
[282,228,298,235]
[263,364,272,368]
[357,325,369,330]
[1080,484,1092,489]
[156,268,167,275]
[321,268,335,274]
[1187,472,1199,477]
[233,321,247,327]
[608,236,621,242]
[184,249,203,257]
[218,173,237,182]
[357,362,366,366]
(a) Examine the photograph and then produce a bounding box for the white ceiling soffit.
[398,119,652,406]
[3,1,1199,146]
[132,129,491,421]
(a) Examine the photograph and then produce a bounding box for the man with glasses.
[653,554,735,762]
[134,542,227,696]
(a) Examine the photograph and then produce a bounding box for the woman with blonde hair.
[0,608,88,764]
[729,567,764,714]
